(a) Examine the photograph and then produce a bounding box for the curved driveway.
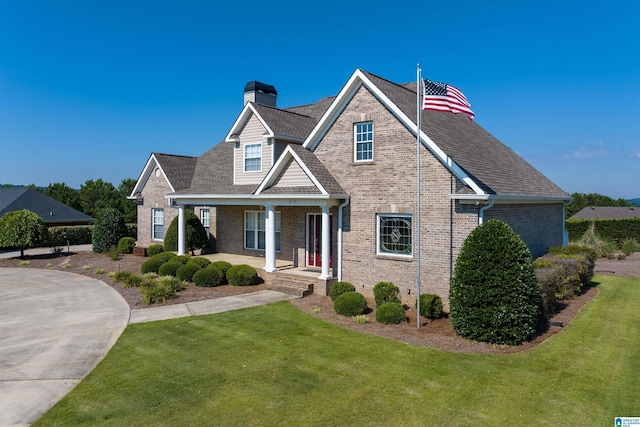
[0,268,130,426]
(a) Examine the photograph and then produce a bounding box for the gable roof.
[130,152,197,197]
[570,206,640,220]
[0,188,93,224]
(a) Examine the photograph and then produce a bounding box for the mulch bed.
[2,250,638,353]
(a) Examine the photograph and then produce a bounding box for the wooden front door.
[307,213,332,268]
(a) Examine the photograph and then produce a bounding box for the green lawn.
[35,275,640,426]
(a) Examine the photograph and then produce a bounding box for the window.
[244,143,262,172]
[152,208,164,240]
[245,210,281,251]
[354,121,373,162]
[201,208,210,235]
[377,214,412,256]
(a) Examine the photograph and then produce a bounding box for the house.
[0,188,93,226]
[130,70,570,304]
[570,206,640,220]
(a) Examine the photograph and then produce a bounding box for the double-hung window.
[377,214,412,257]
[152,208,164,240]
[244,143,262,172]
[245,210,280,251]
[201,208,210,235]
[354,121,373,162]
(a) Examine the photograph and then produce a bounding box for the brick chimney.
[244,81,277,107]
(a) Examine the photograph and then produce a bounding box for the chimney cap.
[244,81,277,96]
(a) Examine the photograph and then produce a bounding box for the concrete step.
[267,282,313,297]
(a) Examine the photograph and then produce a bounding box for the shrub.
[227,264,257,286]
[621,238,640,255]
[176,263,201,282]
[188,257,211,268]
[535,265,564,317]
[449,220,542,346]
[117,237,136,254]
[416,294,444,320]
[158,260,184,277]
[164,210,209,255]
[193,265,225,287]
[211,260,232,275]
[49,225,93,246]
[376,302,406,324]
[329,281,355,301]
[373,281,400,306]
[141,252,177,274]
[0,209,50,257]
[334,291,367,317]
[157,275,186,292]
[147,244,165,257]
[174,255,190,265]
[92,208,127,253]
[141,283,176,304]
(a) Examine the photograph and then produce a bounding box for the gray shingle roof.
[251,103,317,141]
[0,188,93,224]
[153,153,198,191]
[364,71,569,198]
[288,144,346,195]
[570,206,640,220]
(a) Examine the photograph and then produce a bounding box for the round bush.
[150,252,177,263]
[211,261,232,275]
[334,291,367,317]
[158,260,184,277]
[193,265,225,287]
[117,237,136,254]
[176,263,201,282]
[373,281,400,306]
[227,264,257,286]
[416,294,444,320]
[174,255,190,265]
[147,244,165,257]
[376,302,406,324]
[141,257,165,274]
[187,257,211,268]
[449,220,542,345]
[329,281,355,301]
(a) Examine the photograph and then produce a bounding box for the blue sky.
[1,1,638,198]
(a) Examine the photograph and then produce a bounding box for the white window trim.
[354,121,374,162]
[152,208,164,241]
[376,213,413,258]
[244,210,281,252]
[201,208,210,228]
[244,143,263,173]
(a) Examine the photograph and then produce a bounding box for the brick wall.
[136,166,177,247]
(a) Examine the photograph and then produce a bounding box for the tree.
[79,179,120,218]
[117,178,137,224]
[164,210,209,255]
[92,208,127,253]
[0,210,50,258]
[566,192,633,219]
[44,182,81,211]
[449,220,542,345]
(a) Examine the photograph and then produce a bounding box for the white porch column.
[264,204,277,272]
[320,204,331,279]
[177,204,185,256]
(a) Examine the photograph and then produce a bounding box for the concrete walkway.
[0,268,298,426]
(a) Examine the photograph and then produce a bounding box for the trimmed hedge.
[227,264,257,286]
[416,294,444,320]
[566,218,640,244]
[147,244,165,257]
[334,291,367,317]
[373,282,400,306]
[176,263,201,282]
[376,302,406,324]
[329,281,355,301]
[49,225,93,246]
[117,237,136,254]
[193,265,225,287]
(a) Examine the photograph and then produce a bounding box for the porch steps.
[266,271,317,297]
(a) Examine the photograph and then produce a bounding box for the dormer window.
[354,121,373,162]
[244,143,262,172]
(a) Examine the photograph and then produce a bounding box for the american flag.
[422,79,475,120]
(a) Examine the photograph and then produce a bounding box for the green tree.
[92,208,127,253]
[164,210,209,255]
[449,220,542,345]
[117,178,137,224]
[79,179,119,218]
[44,182,81,211]
[0,210,50,258]
[566,192,633,219]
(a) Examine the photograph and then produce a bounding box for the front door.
[307,213,332,268]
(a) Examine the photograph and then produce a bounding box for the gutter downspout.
[478,198,495,225]
[337,198,350,282]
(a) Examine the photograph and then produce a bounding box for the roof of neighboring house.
[570,206,640,220]
[0,188,93,224]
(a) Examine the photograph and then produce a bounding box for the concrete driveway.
[0,268,130,426]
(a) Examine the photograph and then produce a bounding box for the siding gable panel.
[234,114,273,185]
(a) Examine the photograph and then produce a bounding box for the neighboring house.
[570,206,640,220]
[0,188,93,226]
[130,70,570,304]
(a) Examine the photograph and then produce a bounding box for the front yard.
[34,274,639,426]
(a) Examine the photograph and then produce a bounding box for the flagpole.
[416,64,422,329]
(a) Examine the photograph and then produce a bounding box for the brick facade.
[136,165,177,248]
